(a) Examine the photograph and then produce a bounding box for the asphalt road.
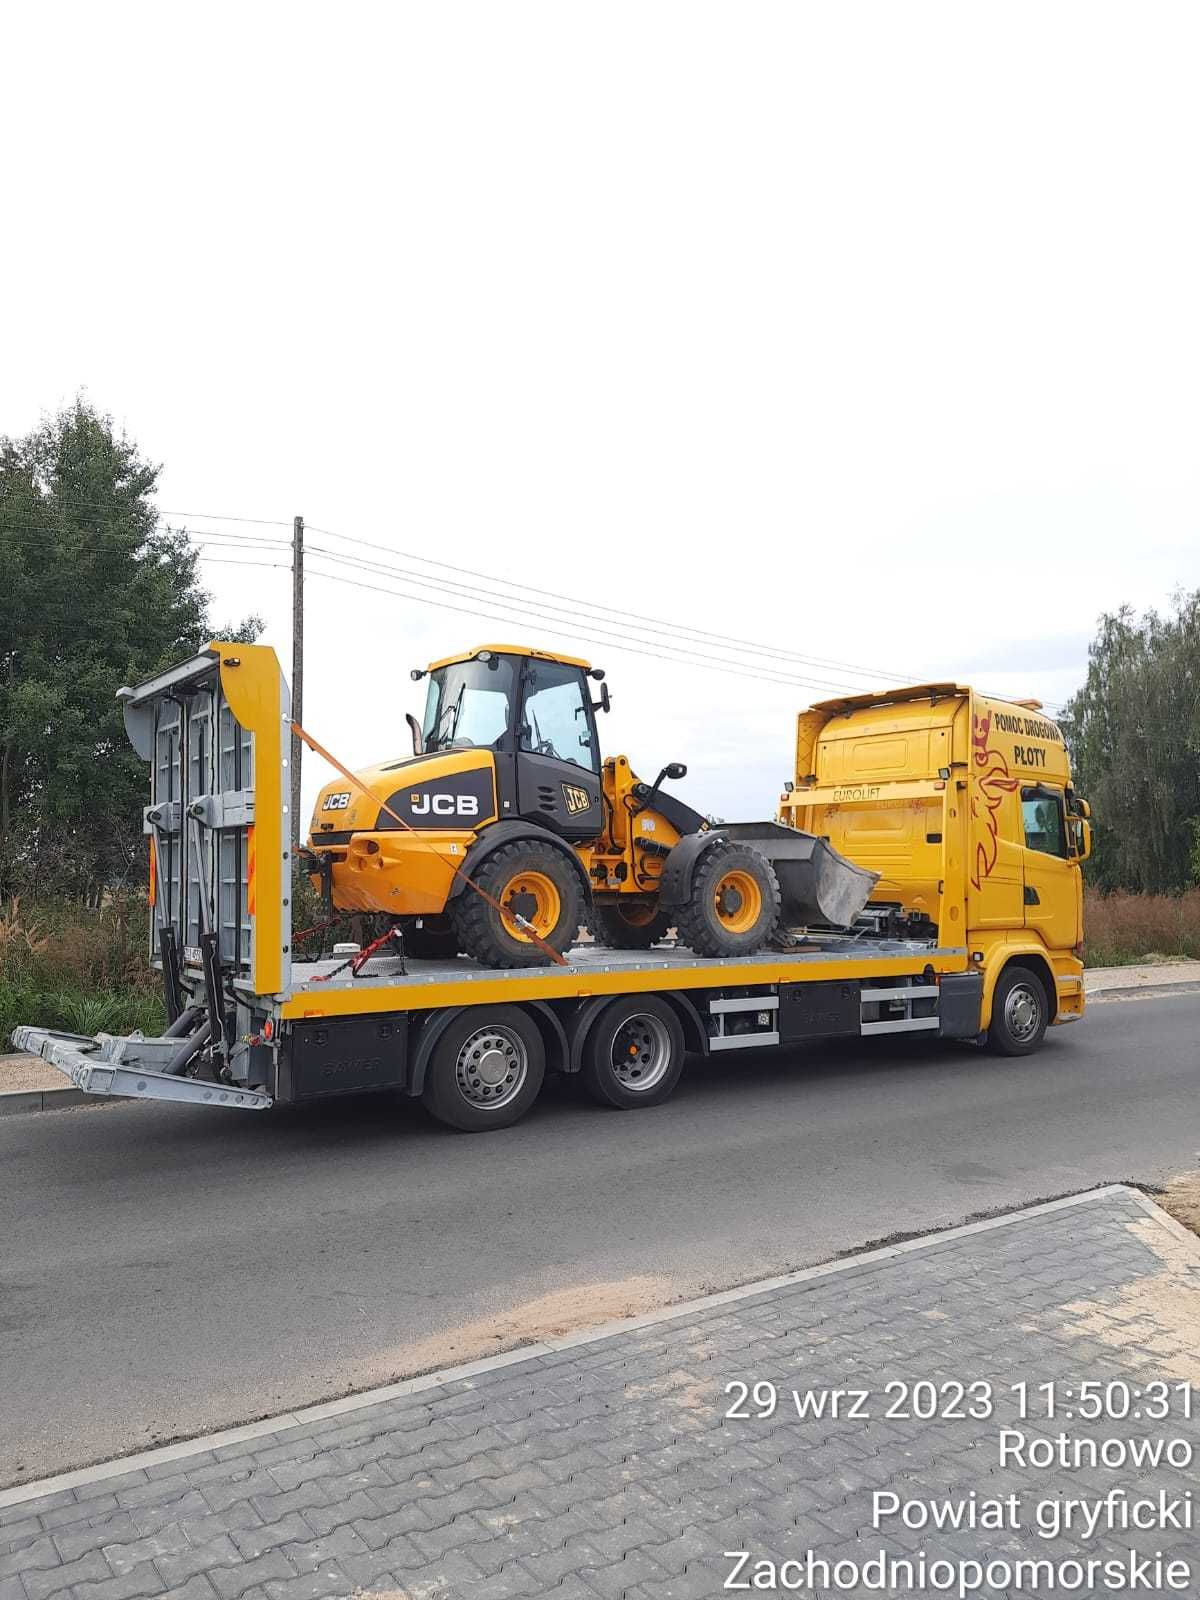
[2,993,1197,1486]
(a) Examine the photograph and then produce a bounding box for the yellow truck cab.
[780,684,1091,1038]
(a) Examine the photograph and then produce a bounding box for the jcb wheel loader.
[306,644,875,968]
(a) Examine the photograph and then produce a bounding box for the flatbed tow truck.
[13,643,1092,1131]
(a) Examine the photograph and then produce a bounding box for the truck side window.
[1021,788,1068,859]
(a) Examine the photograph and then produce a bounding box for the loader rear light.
[263,1018,274,1041]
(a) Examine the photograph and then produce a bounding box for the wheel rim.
[617,901,659,928]
[456,1025,529,1107]
[713,868,762,934]
[1004,982,1042,1043]
[611,1013,673,1091]
[500,870,561,942]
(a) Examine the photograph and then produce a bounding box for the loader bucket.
[715,821,880,929]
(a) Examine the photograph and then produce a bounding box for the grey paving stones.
[3,1190,1198,1599]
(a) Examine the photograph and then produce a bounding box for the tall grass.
[1084,888,1200,967]
[0,897,164,1047]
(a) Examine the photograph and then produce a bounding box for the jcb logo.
[411,793,480,817]
[562,783,592,815]
[322,792,351,811]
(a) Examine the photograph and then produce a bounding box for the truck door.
[1020,785,1081,951]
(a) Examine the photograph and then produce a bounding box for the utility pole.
[291,514,304,850]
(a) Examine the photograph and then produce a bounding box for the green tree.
[0,400,260,900]
[1061,592,1200,894]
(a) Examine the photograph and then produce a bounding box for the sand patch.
[0,1054,63,1093]
[1158,1170,1200,1239]
[392,1276,671,1376]
[1059,1213,1200,1388]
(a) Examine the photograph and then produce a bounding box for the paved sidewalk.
[2,1186,1198,1600]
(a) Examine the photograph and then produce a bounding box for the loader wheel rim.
[713,868,762,934]
[611,1013,673,1092]
[618,902,659,928]
[456,1025,529,1107]
[500,870,561,941]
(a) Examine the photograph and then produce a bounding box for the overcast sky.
[4,2,1198,822]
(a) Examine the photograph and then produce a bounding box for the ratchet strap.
[289,719,570,966]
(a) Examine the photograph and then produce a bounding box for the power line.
[297,561,862,693]
[299,542,876,695]
[304,521,925,685]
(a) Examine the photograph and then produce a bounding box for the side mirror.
[665,762,687,781]
[1072,818,1092,861]
[406,712,424,756]
[592,683,611,714]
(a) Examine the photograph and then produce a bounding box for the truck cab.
[780,685,1090,1036]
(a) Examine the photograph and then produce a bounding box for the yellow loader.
[306,644,876,967]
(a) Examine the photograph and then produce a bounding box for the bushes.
[0,896,163,1046]
[1084,888,1200,967]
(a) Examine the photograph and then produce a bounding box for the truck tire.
[674,842,781,958]
[400,915,459,960]
[421,1005,546,1130]
[450,839,582,968]
[987,965,1048,1056]
[581,995,686,1108]
[588,900,672,950]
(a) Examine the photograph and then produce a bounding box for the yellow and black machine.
[304,643,877,968]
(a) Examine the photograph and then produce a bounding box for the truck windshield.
[421,657,516,752]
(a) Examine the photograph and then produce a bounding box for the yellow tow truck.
[13,643,1091,1132]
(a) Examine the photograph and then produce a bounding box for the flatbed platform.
[277,935,966,1019]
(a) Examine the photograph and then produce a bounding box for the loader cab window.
[1021,787,1068,859]
[421,656,516,752]
[518,660,600,773]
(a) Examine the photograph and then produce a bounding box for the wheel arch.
[409,1006,468,1096]
[564,989,708,1074]
[524,1000,569,1075]
[448,820,592,907]
[657,830,726,909]
[981,949,1058,1029]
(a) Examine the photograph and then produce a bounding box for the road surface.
[1,992,1196,1485]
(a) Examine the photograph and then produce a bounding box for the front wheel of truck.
[987,965,1048,1056]
[421,1005,546,1130]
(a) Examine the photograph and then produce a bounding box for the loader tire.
[588,900,673,950]
[450,839,582,968]
[674,841,781,958]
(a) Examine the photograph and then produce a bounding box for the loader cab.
[417,647,604,841]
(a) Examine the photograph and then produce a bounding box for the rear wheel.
[674,842,781,958]
[589,899,672,950]
[581,995,685,1108]
[450,839,582,968]
[422,1006,546,1130]
[987,965,1048,1055]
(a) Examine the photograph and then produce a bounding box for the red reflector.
[263,1018,274,1041]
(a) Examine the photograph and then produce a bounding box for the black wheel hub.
[716,885,743,917]
[506,890,538,922]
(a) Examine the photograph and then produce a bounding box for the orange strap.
[289,720,569,967]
